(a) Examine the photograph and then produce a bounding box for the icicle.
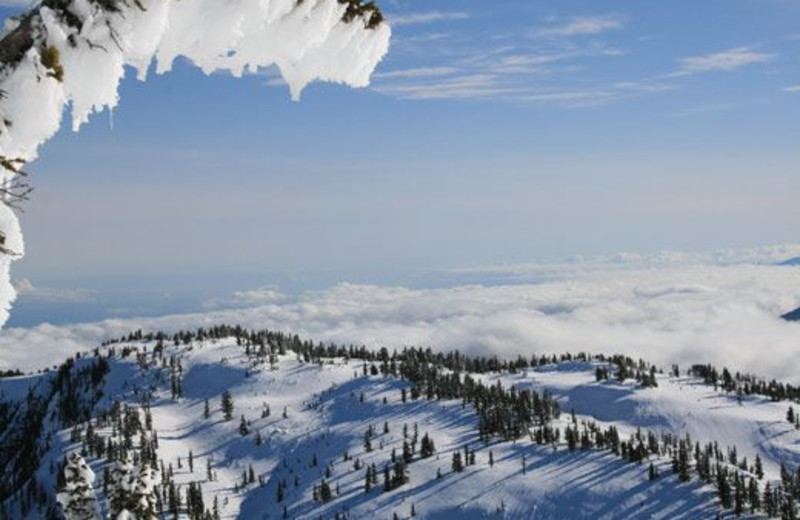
[0,0,391,328]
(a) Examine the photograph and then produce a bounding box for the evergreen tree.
[392,461,409,490]
[420,433,436,458]
[717,468,732,509]
[130,462,162,519]
[402,441,413,464]
[755,454,764,480]
[239,415,249,436]
[56,453,101,520]
[763,482,775,518]
[108,455,162,519]
[676,441,691,482]
[733,474,744,517]
[747,477,760,513]
[108,454,135,517]
[221,391,234,421]
[452,452,464,473]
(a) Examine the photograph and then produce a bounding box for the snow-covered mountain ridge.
[1,326,799,519]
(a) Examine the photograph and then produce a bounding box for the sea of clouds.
[2,244,799,381]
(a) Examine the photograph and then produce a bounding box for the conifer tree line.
[105,325,800,519]
[691,364,800,403]
[2,323,799,518]
[0,354,109,518]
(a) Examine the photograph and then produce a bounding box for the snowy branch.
[0,0,391,327]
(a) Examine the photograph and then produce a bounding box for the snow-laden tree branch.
[0,0,390,327]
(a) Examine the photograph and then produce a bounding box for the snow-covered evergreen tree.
[129,462,162,519]
[56,453,102,520]
[107,453,162,519]
[108,454,136,518]
[0,0,390,329]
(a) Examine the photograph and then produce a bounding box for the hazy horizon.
[1,0,798,286]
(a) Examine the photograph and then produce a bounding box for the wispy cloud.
[521,90,621,108]
[374,67,459,80]
[373,19,641,104]
[783,85,800,93]
[374,74,525,101]
[372,40,657,106]
[536,16,624,38]
[12,278,96,303]
[487,53,574,74]
[204,287,285,310]
[375,13,775,109]
[672,47,775,76]
[613,80,679,94]
[391,11,469,27]
[667,102,741,118]
[368,9,669,107]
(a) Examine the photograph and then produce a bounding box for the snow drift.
[0,0,391,327]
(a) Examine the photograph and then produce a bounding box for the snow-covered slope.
[487,364,799,478]
[1,327,799,519]
[0,0,390,328]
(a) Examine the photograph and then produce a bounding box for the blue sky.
[1,0,799,313]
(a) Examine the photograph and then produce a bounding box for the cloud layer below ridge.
[2,246,800,381]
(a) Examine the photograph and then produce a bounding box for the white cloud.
[3,245,800,383]
[204,287,285,309]
[372,23,644,106]
[391,12,469,27]
[12,278,96,303]
[486,53,572,74]
[782,85,800,93]
[536,16,624,38]
[521,90,619,107]
[374,73,526,100]
[374,67,459,80]
[673,47,775,76]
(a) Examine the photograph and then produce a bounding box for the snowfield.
[1,329,798,519]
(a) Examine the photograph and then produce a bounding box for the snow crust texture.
[0,0,391,327]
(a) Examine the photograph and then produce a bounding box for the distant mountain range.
[778,257,800,266]
[782,307,800,321]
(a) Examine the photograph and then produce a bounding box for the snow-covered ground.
[2,331,797,519]
[488,363,799,478]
